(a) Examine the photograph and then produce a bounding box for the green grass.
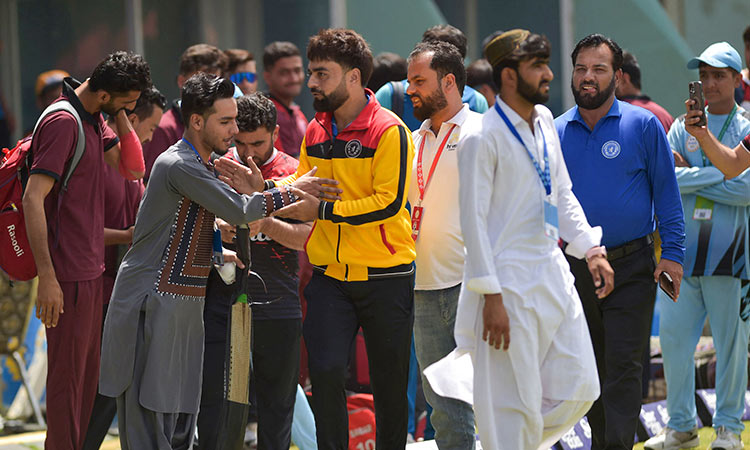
[634,422,750,449]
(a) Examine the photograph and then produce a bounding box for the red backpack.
[0,101,85,281]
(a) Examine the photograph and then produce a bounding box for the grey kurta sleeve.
[168,156,266,225]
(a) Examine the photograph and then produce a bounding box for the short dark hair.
[368,52,407,92]
[467,58,496,91]
[224,49,254,74]
[236,93,277,133]
[422,24,468,59]
[89,51,152,95]
[307,28,373,87]
[491,33,551,90]
[180,73,235,124]
[179,44,227,76]
[744,25,750,44]
[263,41,301,71]
[621,51,641,90]
[571,33,624,72]
[131,86,167,121]
[409,41,466,96]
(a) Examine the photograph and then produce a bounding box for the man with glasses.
[225,48,258,95]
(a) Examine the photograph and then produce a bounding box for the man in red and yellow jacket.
[272,28,415,450]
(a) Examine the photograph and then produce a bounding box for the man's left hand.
[587,254,614,299]
[654,258,683,301]
[673,150,691,168]
[215,156,264,194]
[222,249,246,269]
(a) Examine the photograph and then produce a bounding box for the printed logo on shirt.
[250,232,273,242]
[446,131,460,151]
[686,136,700,152]
[601,140,621,159]
[345,139,363,158]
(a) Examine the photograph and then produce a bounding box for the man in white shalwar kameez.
[427,29,615,450]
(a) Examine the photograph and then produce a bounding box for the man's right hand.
[482,293,510,351]
[684,99,709,141]
[36,275,64,328]
[292,167,342,200]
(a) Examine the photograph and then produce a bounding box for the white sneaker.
[643,427,700,450]
[710,426,743,450]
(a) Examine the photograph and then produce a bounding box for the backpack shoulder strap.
[390,81,404,119]
[32,100,86,189]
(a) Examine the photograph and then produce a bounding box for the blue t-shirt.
[375,79,488,131]
[555,99,686,264]
[668,107,750,278]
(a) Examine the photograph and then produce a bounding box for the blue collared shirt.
[554,99,686,263]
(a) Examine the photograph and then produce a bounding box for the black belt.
[607,235,653,261]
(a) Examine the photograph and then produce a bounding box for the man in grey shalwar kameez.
[99,74,313,449]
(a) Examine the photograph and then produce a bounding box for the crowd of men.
[11,17,750,450]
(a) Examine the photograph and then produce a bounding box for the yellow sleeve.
[320,124,413,226]
[270,136,311,187]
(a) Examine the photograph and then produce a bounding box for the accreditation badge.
[544,200,559,241]
[411,206,424,241]
[693,195,714,221]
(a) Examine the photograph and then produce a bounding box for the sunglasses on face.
[230,71,257,84]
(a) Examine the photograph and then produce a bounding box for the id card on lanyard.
[411,124,458,241]
[494,103,558,241]
[693,104,737,221]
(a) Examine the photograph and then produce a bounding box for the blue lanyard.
[331,118,338,139]
[181,137,203,163]
[494,102,551,196]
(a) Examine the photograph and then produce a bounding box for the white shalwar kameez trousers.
[425,98,602,450]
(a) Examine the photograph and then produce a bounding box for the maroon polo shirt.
[29,78,119,282]
[621,95,674,133]
[143,101,183,181]
[102,159,144,303]
[270,94,307,158]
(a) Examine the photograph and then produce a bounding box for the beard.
[517,73,550,105]
[411,84,449,122]
[100,100,120,116]
[245,140,274,167]
[202,133,231,156]
[572,73,616,110]
[312,79,349,112]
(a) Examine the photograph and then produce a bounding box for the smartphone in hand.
[659,271,676,301]
[688,81,706,127]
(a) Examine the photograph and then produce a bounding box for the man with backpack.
[21,51,152,450]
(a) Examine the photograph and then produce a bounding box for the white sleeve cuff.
[466,274,503,295]
[564,225,603,259]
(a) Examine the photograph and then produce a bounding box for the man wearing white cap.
[644,41,750,450]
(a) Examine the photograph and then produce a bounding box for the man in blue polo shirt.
[376,25,488,131]
[644,42,750,450]
[555,34,686,450]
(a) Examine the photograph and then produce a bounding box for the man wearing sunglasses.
[226,48,258,95]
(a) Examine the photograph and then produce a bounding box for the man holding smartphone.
[555,34,686,450]
[644,42,750,450]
